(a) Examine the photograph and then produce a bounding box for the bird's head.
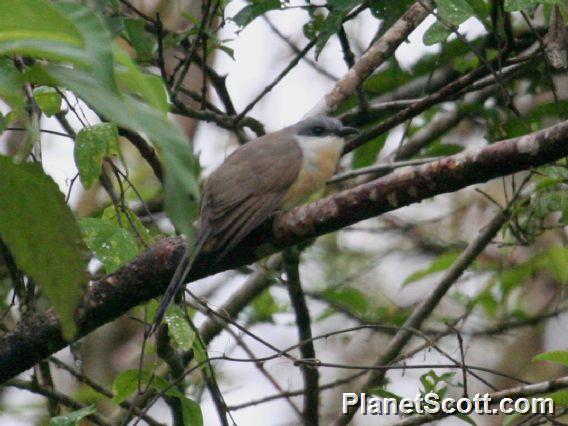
[294,115,359,142]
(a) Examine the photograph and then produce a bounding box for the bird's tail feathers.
[149,236,207,335]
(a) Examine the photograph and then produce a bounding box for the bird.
[150,115,359,333]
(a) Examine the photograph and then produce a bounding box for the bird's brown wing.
[198,132,302,259]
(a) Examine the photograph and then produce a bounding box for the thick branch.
[1,120,568,382]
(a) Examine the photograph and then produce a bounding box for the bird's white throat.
[295,135,345,170]
[279,134,344,209]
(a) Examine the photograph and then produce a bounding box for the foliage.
[0,156,87,339]
[0,0,567,424]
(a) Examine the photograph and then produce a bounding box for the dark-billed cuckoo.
[151,115,358,332]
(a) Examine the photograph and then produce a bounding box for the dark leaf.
[0,156,88,339]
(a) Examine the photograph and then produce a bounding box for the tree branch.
[1,120,568,383]
[335,206,512,424]
[308,0,433,115]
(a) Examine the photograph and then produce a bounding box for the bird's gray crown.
[295,115,345,137]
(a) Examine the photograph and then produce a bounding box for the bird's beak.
[336,126,360,137]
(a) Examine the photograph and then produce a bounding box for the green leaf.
[546,390,568,407]
[49,405,96,426]
[233,0,281,27]
[475,290,498,317]
[0,58,25,110]
[466,0,490,19]
[0,1,115,91]
[179,394,203,426]
[250,289,279,323]
[112,369,203,425]
[322,287,370,313]
[403,251,461,285]
[352,134,387,168]
[504,0,539,12]
[315,10,344,59]
[101,206,154,246]
[534,350,568,367]
[0,156,87,339]
[33,86,62,117]
[437,0,475,24]
[164,305,195,351]
[500,261,534,295]
[6,0,199,236]
[46,66,200,236]
[112,369,158,404]
[314,1,361,59]
[217,44,235,60]
[113,46,168,114]
[79,218,139,273]
[123,18,155,63]
[192,337,213,378]
[424,21,453,45]
[303,15,325,40]
[0,113,9,134]
[424,0,476,45]
[363,60,412,94]
[55,2,116,91]
[370,0,415,28]
[74,123,117,189]
[546,246,568,284]
[0,0,83,53]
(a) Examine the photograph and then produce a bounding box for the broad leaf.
[3,0,199,236]
[0,58,25,110]
[46,65,200,236]
[112,369,161,404]
[437,0,475,24]
[424,21,452,45]
[179,398,203,426]
[101,206,154,246]
[123,18,155,63]
[164,305,195,351]
[370,0,415,29]
[0,1,115,91]
[79,218,140,273]
[33,86,62,117]
[352,134,387,168]
[74,123,117,189]
[0,156,88,339]
[315,10,344,59]
[112,369,203,425]
[113,47,168,114]
[423,0,476,45]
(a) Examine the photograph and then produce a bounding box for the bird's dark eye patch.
[311,126,326,136]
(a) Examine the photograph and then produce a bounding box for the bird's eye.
[311,126,325,136]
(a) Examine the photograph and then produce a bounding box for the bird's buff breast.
[280,135,343,209]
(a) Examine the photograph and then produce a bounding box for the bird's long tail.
[149,237,206,335]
